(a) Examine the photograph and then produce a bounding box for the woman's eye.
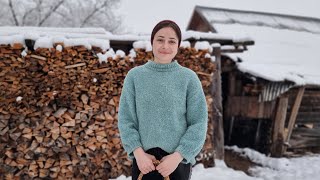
[157,39,164,42]
[169,41,176,44]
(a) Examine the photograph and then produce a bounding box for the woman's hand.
[133,147,156,174]
[156,152,183,177]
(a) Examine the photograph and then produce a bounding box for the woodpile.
[0,42,216,179]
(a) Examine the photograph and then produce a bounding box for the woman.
[118,20,208,180]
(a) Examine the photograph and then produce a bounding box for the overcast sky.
[117,0,320,34]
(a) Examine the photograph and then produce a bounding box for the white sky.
[117,0,320,34]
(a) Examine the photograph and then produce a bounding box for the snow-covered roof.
[196,6,320,86]
[0,26,251,52]
[0,26,149,51]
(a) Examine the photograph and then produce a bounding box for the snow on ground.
[111,146,320,180]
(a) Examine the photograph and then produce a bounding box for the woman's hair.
[151,20,182,47]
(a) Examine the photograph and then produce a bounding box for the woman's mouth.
[159,51,170,54]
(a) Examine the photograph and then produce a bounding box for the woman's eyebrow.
[156,35,177,40]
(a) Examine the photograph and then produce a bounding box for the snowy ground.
[111,146,320,180]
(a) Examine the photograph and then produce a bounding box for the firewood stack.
[0,42,216,179]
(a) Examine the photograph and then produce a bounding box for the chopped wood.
[65,63,86,69]
[92,68,109,73]
[62,119,75,127]
[81,94,89,105]
[12,43,24,49]
[53,108,67,118]
[30,54,46,61]
[0,43,215,179]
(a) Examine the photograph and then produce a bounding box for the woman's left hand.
[156,152,183,177]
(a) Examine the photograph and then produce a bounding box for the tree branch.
[8,0,19,25]
[39,0,64,26]
[22,8,36,26]
[80,0,109,27]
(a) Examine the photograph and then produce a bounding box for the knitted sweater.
[118,59,208,165]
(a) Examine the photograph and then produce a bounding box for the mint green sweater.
[118,60,208,165]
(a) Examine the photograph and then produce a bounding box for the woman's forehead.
[155,27,178,39]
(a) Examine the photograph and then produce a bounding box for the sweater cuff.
[175,146,193,164]
[126,140,142,160]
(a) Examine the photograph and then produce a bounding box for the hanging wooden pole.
[212,45,224,160]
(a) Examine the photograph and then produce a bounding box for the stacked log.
[0,42,216,179]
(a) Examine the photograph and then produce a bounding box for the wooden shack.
[187,6,320,157]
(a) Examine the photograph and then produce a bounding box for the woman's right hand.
[133,147,156,174]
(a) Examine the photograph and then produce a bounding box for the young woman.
[118,20,208,180]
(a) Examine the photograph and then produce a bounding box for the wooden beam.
[285,87,305,142]
[270,97,288,157]
[212,46,224,160]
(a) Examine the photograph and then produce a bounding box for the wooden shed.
[187,6,320,157]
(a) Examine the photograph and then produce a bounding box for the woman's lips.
[159,51,171,54]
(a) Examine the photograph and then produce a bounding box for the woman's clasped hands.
[134,147,183,177]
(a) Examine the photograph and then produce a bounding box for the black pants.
[132,147,192,180]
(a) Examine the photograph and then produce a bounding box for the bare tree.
[0,0,123,33]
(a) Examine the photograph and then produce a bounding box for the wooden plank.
[285,86,305,142]
[248,97,258,118]
[289,135,320,148]
[292,127,320,137]
[228,72,236,96]
[212,46,224,160]
[254,119,262,148]
[258,99,265,119]
[227,96,274,119]
[240,96,247,117]
[270,97,288,157]
[227,117,235,144]
[298,106,320,112]
[296,112,320,123]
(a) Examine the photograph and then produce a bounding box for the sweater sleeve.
[118,70,142,159]
[175,72,208,164]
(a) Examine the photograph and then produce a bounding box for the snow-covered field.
[112,146,320,180]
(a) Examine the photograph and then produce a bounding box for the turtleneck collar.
[144,60,181,72]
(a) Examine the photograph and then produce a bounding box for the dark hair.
[151,20,182,47]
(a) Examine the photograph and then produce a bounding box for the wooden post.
[226,72,236,144]
[212,45,224,160]
[284,86,305,152]
[227,117,234,144]
[254,119,262,149]
[270,97,288,157]
[229,72,236,96]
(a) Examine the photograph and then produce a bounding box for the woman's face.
[152,27,179,64]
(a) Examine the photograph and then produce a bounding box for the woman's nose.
[162,41,169,49]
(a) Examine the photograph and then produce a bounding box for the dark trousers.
[132,147,192,180]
